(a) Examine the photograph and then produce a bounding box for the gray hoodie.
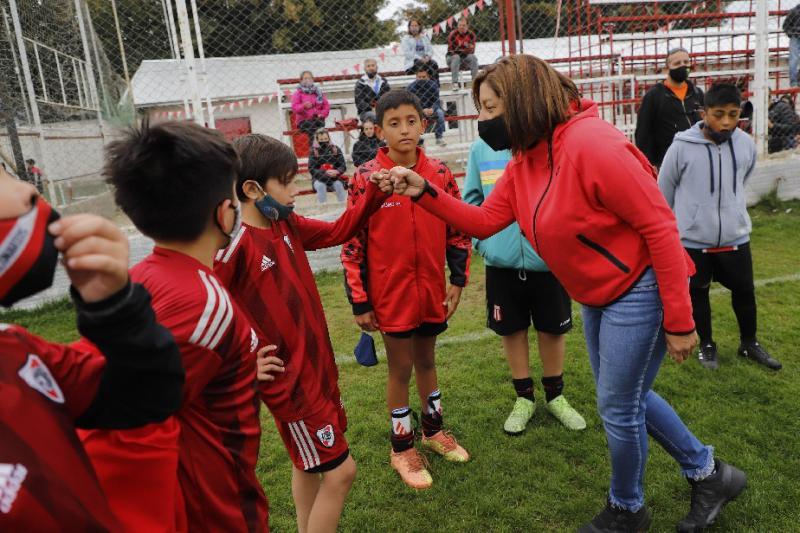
[658,122,757,249]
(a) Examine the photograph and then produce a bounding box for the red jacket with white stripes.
[79,248,269,533]
[341,147,472,332]
[412,100,696,334]
[215,180,387,421]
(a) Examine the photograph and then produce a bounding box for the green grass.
[5,202,800,532]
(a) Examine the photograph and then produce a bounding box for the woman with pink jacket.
[291,71,331,145]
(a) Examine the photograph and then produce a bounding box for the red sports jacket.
[341,147,471,332]
[413,100,696,334]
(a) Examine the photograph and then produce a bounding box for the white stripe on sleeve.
[189,271,218,345]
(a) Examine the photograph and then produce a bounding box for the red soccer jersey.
[215,180,386,422]
[80,248,268,532]
[0,324,117,531]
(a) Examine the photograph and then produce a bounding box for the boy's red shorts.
[275,398,349,473]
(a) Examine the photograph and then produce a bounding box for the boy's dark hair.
[375,90,424,126]
[232,134,298,200]
[704,83,742,109]
[105,120,239,242]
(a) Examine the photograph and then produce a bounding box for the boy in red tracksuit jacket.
[0,167,183,531]
[78,122,281,533]
[214,134,388,532]
[341,90,472,490]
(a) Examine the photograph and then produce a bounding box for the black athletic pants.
[686,243,757,345]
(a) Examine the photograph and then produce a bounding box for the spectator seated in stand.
[768,94,800,153]
[308,128,347,203]
[291,70,331,145]
[402,19,439,83]
[355,59,391,123]
[446,18,479,88]
[407,69,447,147]
[352,118,383,167]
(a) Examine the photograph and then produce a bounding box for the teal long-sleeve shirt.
[462,138,549,271]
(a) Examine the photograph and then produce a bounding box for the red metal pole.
[498,0,507,56]
[504,0,517,55]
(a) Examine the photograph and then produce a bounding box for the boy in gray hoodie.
[659,83,781,371]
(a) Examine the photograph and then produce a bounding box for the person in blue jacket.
[463,137,586,434]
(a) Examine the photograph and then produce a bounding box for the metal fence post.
[753,0,768,157]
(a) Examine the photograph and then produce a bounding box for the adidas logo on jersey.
[260,255,275,272]
[0,463,28,514]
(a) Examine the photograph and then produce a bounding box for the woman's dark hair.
[105,120,239,241]
[472,55,580,155]
[407,19,421,33]
[300,70,313,79]
[232,134,298,199]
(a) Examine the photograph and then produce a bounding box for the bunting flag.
[447,16,454,27]
[354,63,361,72]
[440,21,448,33]
[462,8,469,18]
[433,24,440,35]
[379,52,386,61]
[392,44,399,54]
[258,95,265,104]
[469,4,476,15]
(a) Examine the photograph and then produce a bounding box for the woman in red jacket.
[380,56,746,533]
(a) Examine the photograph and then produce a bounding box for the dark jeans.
[298,118,325,144]
[686,243,757,345]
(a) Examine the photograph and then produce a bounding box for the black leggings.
[687,243,757,345]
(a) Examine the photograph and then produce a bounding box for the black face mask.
[0,199,61,307]
[366,71,377,79]
[477,115,512,152]
[704,124,733,144]
[669,66,690,83]
[318,141,330,148]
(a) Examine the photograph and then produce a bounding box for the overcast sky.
[377,0,423,21]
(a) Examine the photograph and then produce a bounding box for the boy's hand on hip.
[50,214,130,304]
[355,311,379,332]
[666,331,698,364]
[257,345,285,382]
[443,285,462,320]
[389,167,425,197]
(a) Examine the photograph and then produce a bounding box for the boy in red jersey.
[79,121,281,532]
[215,134,388,533]
[341,90,472,490]
[0,166,183,530]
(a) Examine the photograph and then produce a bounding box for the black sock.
[421,412,442,437]
[541,374,564,403]
[512,377,534,402]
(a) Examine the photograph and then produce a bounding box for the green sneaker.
[503,397,535,436]
[546,395,586,430]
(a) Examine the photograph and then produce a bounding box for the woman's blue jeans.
[582,269,714,511]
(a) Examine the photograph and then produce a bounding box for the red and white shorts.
[276,398,349,473]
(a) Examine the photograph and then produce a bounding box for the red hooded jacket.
[341,147,471,332]
[413,100,696,335]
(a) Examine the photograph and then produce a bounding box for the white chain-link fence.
[1,0,798,208]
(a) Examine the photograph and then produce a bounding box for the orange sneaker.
[421,430,470,462]
[390,447,433,490]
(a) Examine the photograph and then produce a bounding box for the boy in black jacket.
[308,128,347,203]
[635,47,704,168]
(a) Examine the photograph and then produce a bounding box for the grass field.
[4,201,799,532]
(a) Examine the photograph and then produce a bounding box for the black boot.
[738,340,782,370]
[676,459,747,532]
[579,500,651,532]
[697,341,719,370]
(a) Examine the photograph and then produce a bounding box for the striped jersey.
[215,181,386,422]
[106,248,267,532]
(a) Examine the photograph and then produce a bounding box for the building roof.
[131,0,797,107]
